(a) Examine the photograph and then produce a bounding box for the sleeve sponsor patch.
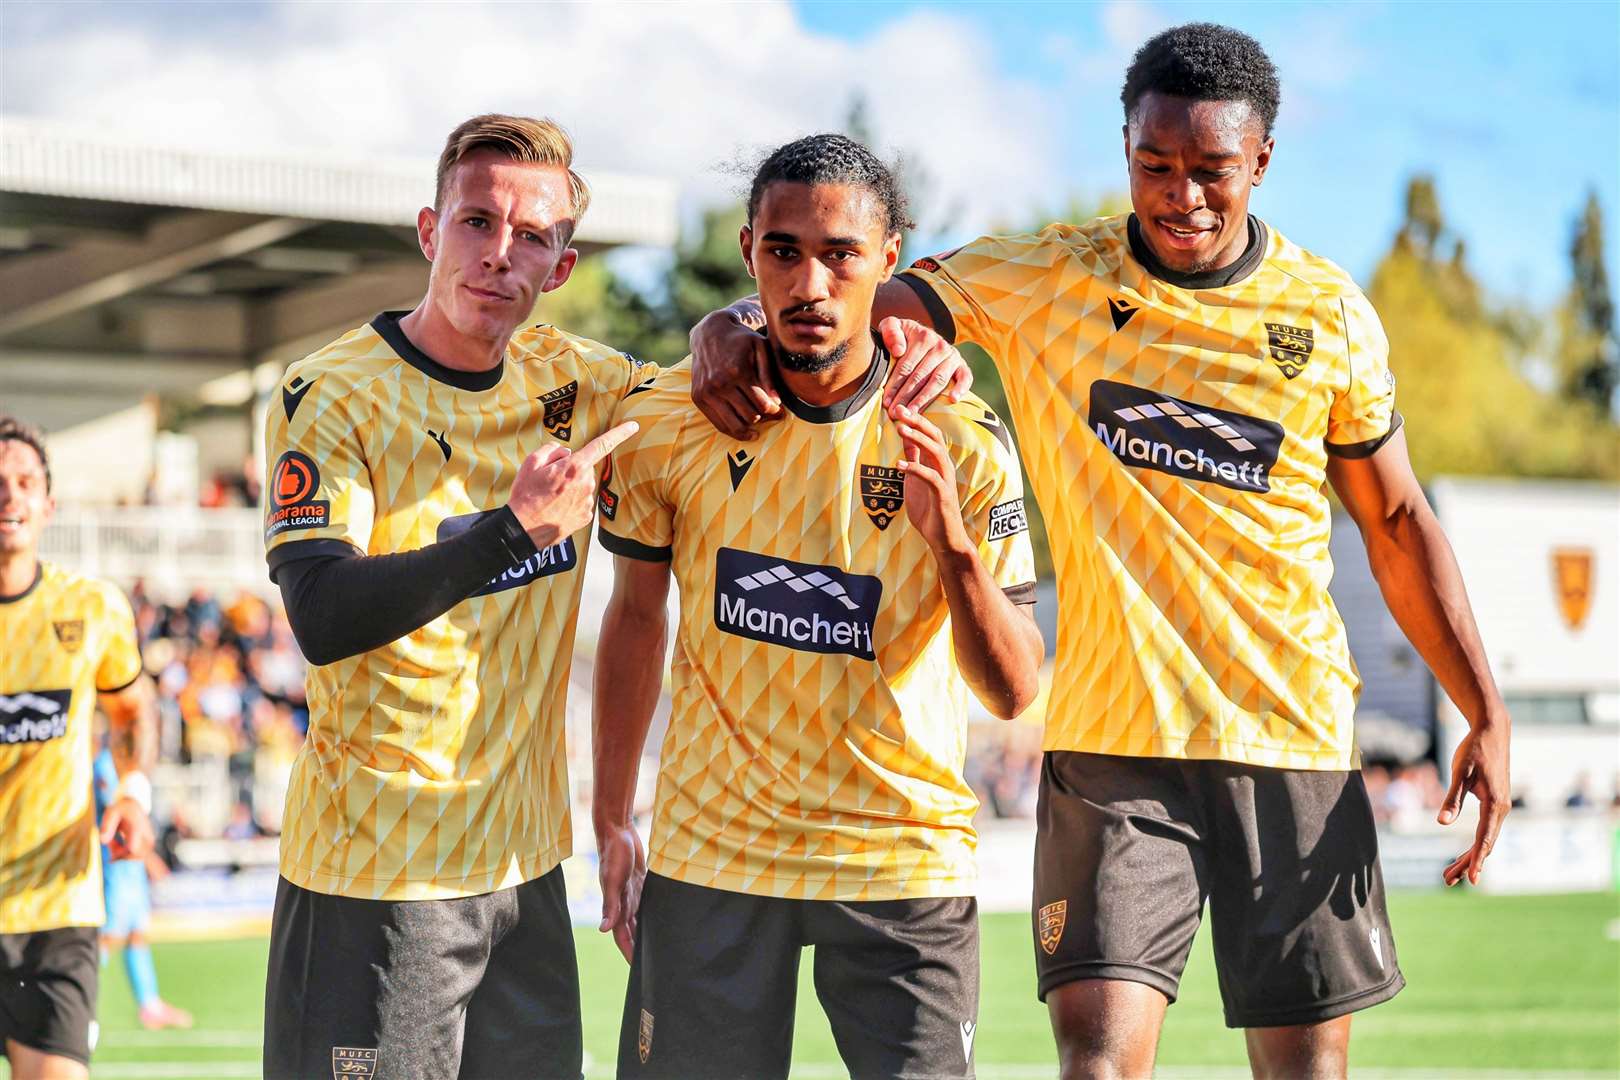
[987,499,1028,541]
[265,450,331,539]
[598,457,619,520]
[909,246,962,275]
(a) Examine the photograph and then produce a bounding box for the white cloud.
[1099,0,1171,52]
[1,1,1066,238]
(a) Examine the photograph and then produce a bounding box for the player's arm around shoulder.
[894,400,1043,720]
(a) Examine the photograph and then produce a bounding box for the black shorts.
[263,867,581,1080]
[0,926,99,1066]
[620,872,980,1080]
[1033,751,1404,1028]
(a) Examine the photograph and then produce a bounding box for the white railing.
[40,506,271,598]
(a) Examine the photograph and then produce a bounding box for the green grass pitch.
[17,891,1617,1078]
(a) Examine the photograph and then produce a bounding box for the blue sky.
[4,0,1615,310]
[799,0,1619,306]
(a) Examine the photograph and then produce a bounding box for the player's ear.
[879,230,901,282]
[416,206,439,262]
[1252,135,1275,187]
[541,248,579,294]
[739,225,757,279]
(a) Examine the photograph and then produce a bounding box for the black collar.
[769,335,891,424]
[372,311,505,392]
[1127,214,1267,290]
[0,561,42,604]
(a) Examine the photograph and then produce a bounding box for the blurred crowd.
[129,582,305,845]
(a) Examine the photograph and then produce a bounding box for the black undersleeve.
[270,507,537,666]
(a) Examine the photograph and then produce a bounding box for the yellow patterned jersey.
[599,349,1037,900]
[262,312,655,900]
[901,214,1399,770]
[0,562,142,932]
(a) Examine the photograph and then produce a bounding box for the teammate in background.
[1,415,159,1080]
[691,25,1511,1080]
[92,746,193,1031]
[594,134,1044,1080]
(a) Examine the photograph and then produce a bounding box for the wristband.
[117,771,153,815]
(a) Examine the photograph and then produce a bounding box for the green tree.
[535,204,756,367]
[667,203,755,342]
[530,256,680,364]
[1368,177,1620,481]
[1559,190,1618,415]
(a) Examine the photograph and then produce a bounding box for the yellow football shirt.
[600,349,1037,901]
[0,562,142,932]
[262,312,655,900]
[901,214,1398,770]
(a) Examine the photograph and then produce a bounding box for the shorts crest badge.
[52,619,85,652]
[1038,900,1068,956]
[331,1047,377,1079]
[638,1008,654,1063]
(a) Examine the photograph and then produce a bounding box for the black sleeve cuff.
[599,529,672,563]
[1002,581,1038,606]
[488,505,541,564]
[97,667,144,694]
[897,272,957,345]
[1325,412,1404,460]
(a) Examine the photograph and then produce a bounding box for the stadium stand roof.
[0,117,678,432]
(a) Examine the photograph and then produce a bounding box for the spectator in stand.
[127,582,307,840]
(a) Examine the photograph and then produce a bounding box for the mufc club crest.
[1552,547,1594,631]
[540,380,579,441]
[859,464,905,530]
[52,619,85,653]
[638,1009,655,1063]
[1038,900,1068,956]
[1264,322,1314,379]
[331,1047,377,1079]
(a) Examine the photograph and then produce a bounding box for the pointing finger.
[573,421,641,469]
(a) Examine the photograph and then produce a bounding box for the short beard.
[774,338,848,374]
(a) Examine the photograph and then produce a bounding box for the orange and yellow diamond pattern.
[602,358,1036,901]
[903,215,1397,771]
[264,318,653,901]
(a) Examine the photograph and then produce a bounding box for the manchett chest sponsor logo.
[1088,380,1284,493]
[437,510,576,596]
[0,689,73,744]
[714,548,882,661]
